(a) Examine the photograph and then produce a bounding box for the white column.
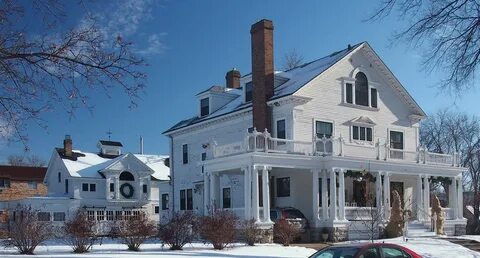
[105,176,111,200]
[416,174,423,221]
[261,166,272,223]
[338,169,346,221]
[451,177,458,219]
[115,176,120,199]
[243,167,251,220]
[383,172,390,220]
[423,175,430,220]
[252,167,260,222]
[330,169,337,221]
[375,171,382,211]
[321,169,328,220]
[210,173,216,210]
[457,177,463,219]
[137,177,143,200]
[204,172,210,215]
[312,169,320,226]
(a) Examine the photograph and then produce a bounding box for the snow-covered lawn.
[1,237,480,257]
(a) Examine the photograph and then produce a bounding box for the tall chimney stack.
[64,135,72,157]
[225,69,241,89]
[251,19,274,132]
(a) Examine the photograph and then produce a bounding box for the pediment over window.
[350,116,376,126]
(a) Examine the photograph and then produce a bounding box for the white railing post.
[384,143,389,161]
[457,151,462,167]
[253,128,258,152]
[376,139,380,160]
[264,129,269,152]
[422,146,427,164]
[313,135,317,156]
[416,146,420,163]
[339,135,344,157]
[452,152,457,167]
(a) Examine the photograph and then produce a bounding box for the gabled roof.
[163,43,362,134]
[57,150,169,180]
[0,166,47,181]
[99,140,123,147]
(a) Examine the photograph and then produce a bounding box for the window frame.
[65,179,69,194]
[37,212,51,222]
[352,125,374,143]
[342,72,379,110]
[315,120,334,138]
[82,183,89,192]
[182,144,188,164]
[110,182,114,192]
[245,81,253,102]
[53,212,65,222]
[28,181,37,189]
[143,184,148,194]
[154,206,160,214]
[355,72,369,107]
[222,187,231,208]
[275,118,286,140]
[389,130,405,150]
[276,177,291,197]
[200,97,209,117]
[89,183,96,192]
[186,189,193,210]
[161,193,169,210]
[179,189,186,210]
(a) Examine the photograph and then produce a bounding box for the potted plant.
[321,227,329,242]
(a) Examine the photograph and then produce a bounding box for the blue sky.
[4,0,480,163]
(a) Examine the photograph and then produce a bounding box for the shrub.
[200,210,238,250]
[273,219,301,246]
[62,209,97,253]
[242,219,261,246]
[3,205,52,254]
[159,211,198,250]
[117,211,157,251]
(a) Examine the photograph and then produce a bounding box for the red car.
[308,243,422,258]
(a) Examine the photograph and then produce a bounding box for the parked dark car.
[308,243,422,258]
[270,207,309,230]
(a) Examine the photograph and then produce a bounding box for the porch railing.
[211,128,461,167]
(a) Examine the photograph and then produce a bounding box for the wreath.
[120,183,134,199]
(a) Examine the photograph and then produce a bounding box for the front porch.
[203,144,466,242]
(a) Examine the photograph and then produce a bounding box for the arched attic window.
[119,171,134,181]
[355,72,369,106]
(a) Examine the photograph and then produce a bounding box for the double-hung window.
[200,97,209,117]
[245,82,253,102]
[182,144,188,164]
[222,188,231,208]
[389,130,404,159]
[315,121,333,138]
[180,189,193,211]
[276,177,291,197]
[162,194,169,210]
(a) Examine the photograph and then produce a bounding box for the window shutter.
[346,83,353,104]
[371,88,377,108]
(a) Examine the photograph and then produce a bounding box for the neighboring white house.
[2,136,171,234]
[163,19,467,242]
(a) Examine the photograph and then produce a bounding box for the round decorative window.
[120,183,134,199]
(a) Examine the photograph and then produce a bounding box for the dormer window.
[245,82,253,102]
[200,97,209,117]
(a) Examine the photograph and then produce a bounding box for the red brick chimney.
[225,69,241,89]
[63,135,72,157]
[251,19,274,132]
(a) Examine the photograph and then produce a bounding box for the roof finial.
[106,129,112,141]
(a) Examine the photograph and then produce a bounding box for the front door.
[390,182,404,208]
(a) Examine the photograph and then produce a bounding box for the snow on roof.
[163,43,360,134]
[134,154,170,180]
[60,151,169,180]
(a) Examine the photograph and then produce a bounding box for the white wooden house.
[163,19,466,241]
[1,136,171,234]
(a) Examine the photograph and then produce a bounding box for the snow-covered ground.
[1,237,479,257]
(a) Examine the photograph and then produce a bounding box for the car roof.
[328,242,405,249]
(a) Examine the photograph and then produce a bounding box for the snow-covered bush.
[242,219,261,246]
[200,210,238,250]
[117,211,157,251]
[3,205,52,254]
[62,209,98,253]
[273,219,301,246]
[159,211,198,250]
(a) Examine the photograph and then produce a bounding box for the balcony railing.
[212,129,461,167]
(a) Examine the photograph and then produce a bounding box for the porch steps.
[406,221,436,237]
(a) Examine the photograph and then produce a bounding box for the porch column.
[252,166,260,222]
[423,175,430,220]
[115,175,120,199]
[338,169,346,221]
[203,172,210,215]
[210,172,217,210]
[416,174,423,221]
[137,177,143,200]
[329,169,337,220]
[457,177,463,219]
[105,176,111,200]
[383,172,390,220]
[450,176,458,219]
[375,171,382,211]
[261,166,272,223]
[243,166,251,220]
[321,169,328,220]
[312,169,320,226]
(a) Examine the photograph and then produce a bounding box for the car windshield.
[310,246,360,258]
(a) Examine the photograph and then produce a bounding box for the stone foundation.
[455,224,466,236]
[258,227,273,243]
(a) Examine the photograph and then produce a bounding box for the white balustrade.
[210,129,460,167]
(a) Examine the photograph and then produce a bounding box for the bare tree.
[117,211,157,251]
[281,49,304,70]
[419,109,480,233]
[3,205,52,254]
[0,0,146,148]
[62,209,98,253]
[7,154,46,166]
[369,0,480,94]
